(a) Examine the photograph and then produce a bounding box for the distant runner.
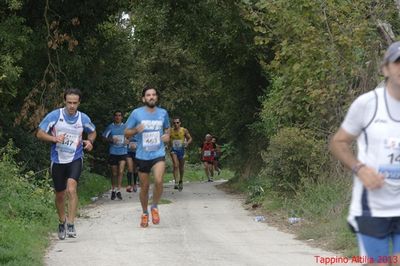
[102,111,127,200]
[169,117,192,191]
[125,85,170,228]
[200,134,215,182]
[36,88,96,240]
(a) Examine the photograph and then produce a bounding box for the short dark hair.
[64,88,82,101]
[142,85,158,97]
[172,116,181,121]
[114,110,123,116]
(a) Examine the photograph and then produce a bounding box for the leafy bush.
[261,127,329,193]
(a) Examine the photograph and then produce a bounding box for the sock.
[133,172,138,185]
[143,210,149,215]
[127,172,133,185]
[151,204,158,210]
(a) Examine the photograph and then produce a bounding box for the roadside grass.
[225,173,358,257]
[77,171,110,206]
[0,149,110,266]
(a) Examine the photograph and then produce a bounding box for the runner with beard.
[125,85,170,228]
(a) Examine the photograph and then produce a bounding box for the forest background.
[1,0,400,263]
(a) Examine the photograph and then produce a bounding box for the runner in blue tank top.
[37,88,96,240]
[102,111,128,200]
[125,85,170,228]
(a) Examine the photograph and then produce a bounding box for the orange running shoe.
[151,208,160,224]
[140,213,149,228]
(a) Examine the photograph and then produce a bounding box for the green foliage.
[129,0,267,159]
[261,127,329,192]
[0,140,114,265]
[242,0,398,136]
[78,171,110,206]
[0,141,54,265]
[0,3,31,108]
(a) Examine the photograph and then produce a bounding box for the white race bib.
[143,131,161,151]
[172,140,183,149]
[56,131,80,154]
[114,135,125,146]
[203,150,211,157]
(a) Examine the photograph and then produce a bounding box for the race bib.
[172,140,183,149]
[379,164,400,180]
[203,150,212,157]
[114,135,125,146]
[56,131,80,154]
[143,131,161,151]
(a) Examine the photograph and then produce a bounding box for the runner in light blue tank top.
[125,106,170,160]
[102,122,128,155]
[102,111,127,200]
[125,85,170,228]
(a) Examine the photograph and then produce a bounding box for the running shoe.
[116,191,122,200]
[126,186,133,192]
[208,178,214,182]
[151,207,160,224]
[178,181,183,192]
[132,184,137,192]
[58,220,66,240]
[140,213,149,228]
[111,191,116,200]
[67,223,76,238]
[174,184,179,189]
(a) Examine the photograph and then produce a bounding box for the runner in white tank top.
[331,42,400,264]
[37,88,96,240]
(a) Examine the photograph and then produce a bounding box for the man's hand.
[161,134,170,143]
[357,166,385,190]
[54,134,65,143]
[136,124,145,133]
[83,140,93,151]
[129,142,137,150]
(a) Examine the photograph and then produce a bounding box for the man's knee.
[55,191,65,201]
[66,186,77,197]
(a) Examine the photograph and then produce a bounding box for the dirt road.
[45,180,354,266]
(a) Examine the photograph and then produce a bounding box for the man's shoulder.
[79,111,92,121]
[105,122,114,129]
[156,106,168,114]
[132,106,145,115]
[353,88,380,108]
[44,108,61,120]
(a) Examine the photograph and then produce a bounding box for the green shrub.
[261,127,329,193]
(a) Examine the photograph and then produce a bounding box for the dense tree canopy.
[1,0,399,182]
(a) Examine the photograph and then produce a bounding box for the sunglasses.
[173,122,180,124]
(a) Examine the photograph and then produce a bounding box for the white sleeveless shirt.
[342,86,400,229]
[51,109,84,164]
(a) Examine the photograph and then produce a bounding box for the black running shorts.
[135,156,165,173]
[108,154,127,166]
[50,158,83,192]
